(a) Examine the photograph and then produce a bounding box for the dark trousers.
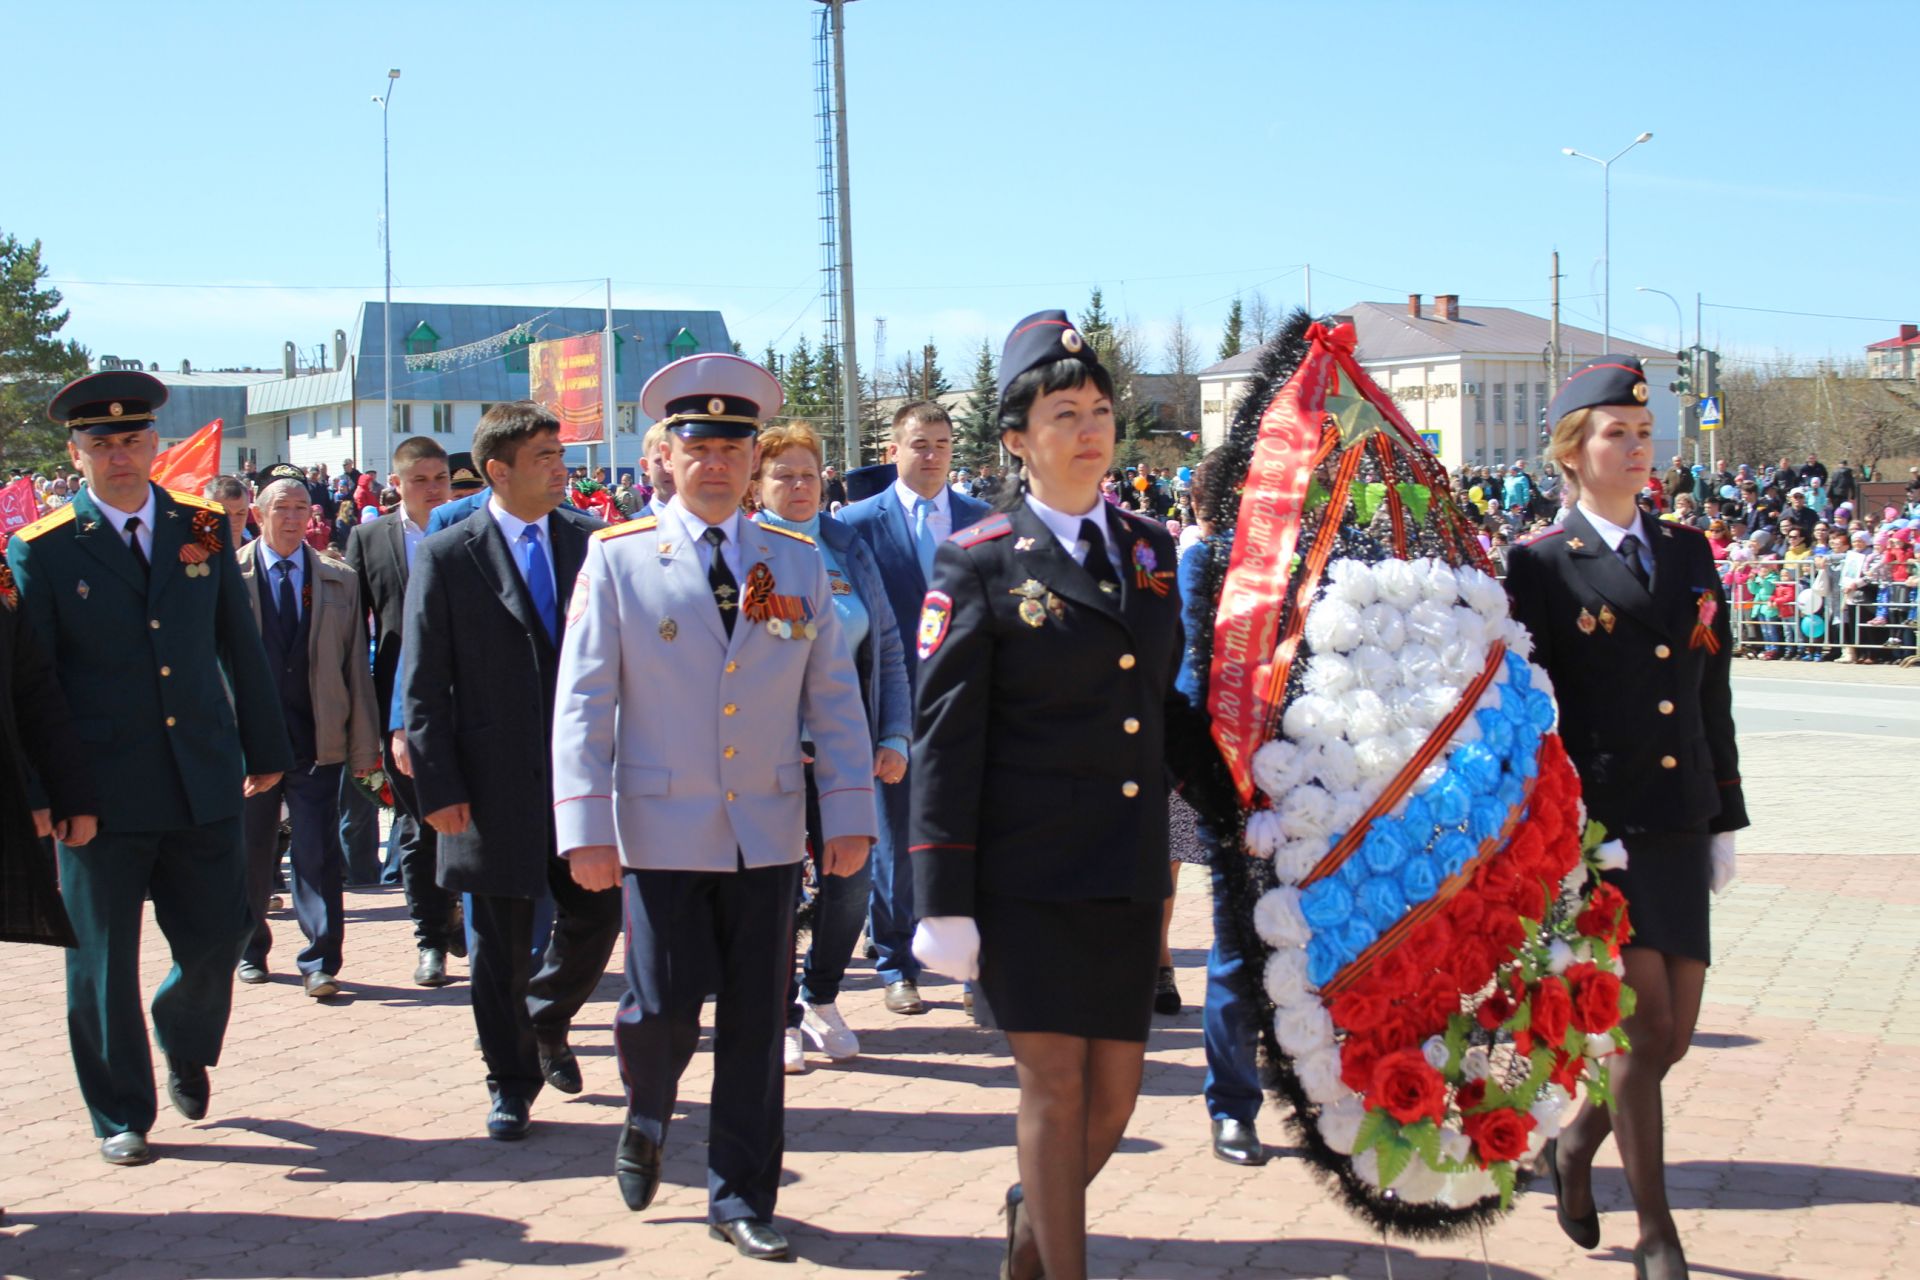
[867,769,918,986]
[242,764,347,976]
[789,765,871,1023]
[385,749,455,952]
[468,854,620,1103]
[617,859,801,1224]
[338,768,381,886]
[57,818,248,1137]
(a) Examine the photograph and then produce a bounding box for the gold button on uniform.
[723,703,737,716]
[725,661,738,674]
[165,716,176,727]
[159,666,171,677]
[726,791,737,802]
[149,619,160,630]
[1118,654,1136,670]
[1660,755,1677,769]
[1657,700,1674,715]
[1121,780,1140,798]
[723,746,736,759]
[1654,644,1671,659]
[1122,717,1140,735]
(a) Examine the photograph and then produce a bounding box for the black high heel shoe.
[1545,1138,1601,1250]
[999,1184,1045,1280]
[1633,1240,1690,1280]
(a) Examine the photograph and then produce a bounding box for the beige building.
[1198,295,1680,470]
[1866,324,1919,379]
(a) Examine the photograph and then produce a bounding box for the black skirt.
[1606,828,1712,967]
[976,891,1161,1042]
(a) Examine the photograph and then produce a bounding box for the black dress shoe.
[413,948,450,988]
[1153,965,1182,1015]
[883,980,927,1015]
[1546,1138,1601,1250]
[446,901,468,959]
[1000,1183,1040,1280]
[1210,1117,1268,1167]
[709,1217,789,1261]
[166,1057,209,1121]
[486,1095,532,1141]
[615,1121,662,1211]
[538,1038,583,1094]
[99,1132,151,1166]
[236,961,268,985]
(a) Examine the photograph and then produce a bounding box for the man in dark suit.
[346,437,462,986]
[402,402,622,1140]
[424,452,489,534]
[837,401,991,1014]
[7,371,291,1165]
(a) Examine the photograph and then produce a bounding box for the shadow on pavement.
[1586,1157,1917,1209]
[0,1209,622,1278]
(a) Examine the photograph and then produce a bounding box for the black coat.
[909,499,1217,916]
[400,503,600,897]
[344,511,413,727]
[0,594,90,946]
[1504,508,1747,837]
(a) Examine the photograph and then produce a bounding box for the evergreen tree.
[782,335,818,417]
[956,339,999,466]
[761,342,782,380]
[916,340,952,401]
[1219,297,1245,360]
[1079,287,1117,364]
[0,231,90,472]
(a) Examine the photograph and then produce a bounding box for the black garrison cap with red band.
[996,309,1104,402]
[1546,355,1651,425]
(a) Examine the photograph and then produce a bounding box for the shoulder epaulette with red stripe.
[948,512,1012,548]
[592,516,657,542]
[1514,525,1567,548]
[1660,520,1706,538]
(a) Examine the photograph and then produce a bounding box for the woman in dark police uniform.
[1504,356,1746,1280]
[908,311,1222,1280]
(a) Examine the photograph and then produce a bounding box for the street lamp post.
[375,69,400,465]
[1637,285,1691,461]
[1562,131,1652,350]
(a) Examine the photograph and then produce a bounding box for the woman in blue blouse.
[753,421,912,1073]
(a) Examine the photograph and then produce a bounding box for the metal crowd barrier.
[1719,556,1918,663]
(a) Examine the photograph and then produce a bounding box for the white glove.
[912,916,981,982]
[1709,832,1737,894]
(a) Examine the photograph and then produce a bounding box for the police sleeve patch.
[917,590,953,662]
[566,572,591,627]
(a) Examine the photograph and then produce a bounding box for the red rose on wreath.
[1576,882,1632,945]
[1566,962,1624,1034]
[1549,1050,1585,1093]
[1448,942,1492,995]
[1476,988,1516,1032]
[1463,1106,1536,1166]
[1509,873,1550,922]
[1331,989,1389,1033]
[1477,855,1520,903]
[1531,975,1574,1050]
[1369,1049,1447,1126]
[1454,1078,1487,1112]
[1340,1038,1383,1094]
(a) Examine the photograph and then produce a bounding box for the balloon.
[1133,475,1149,492]
[1797,592,1823,615]
[1800,614,1826,638]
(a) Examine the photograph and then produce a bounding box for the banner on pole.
[530,334,605,444]
[0,476,41,548]
[151,419,224,495]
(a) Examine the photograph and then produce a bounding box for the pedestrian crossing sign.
[1699,396,1721,430]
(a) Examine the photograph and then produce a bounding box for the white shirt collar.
[257,540,306,575]
[90,484,156,537]
[665,496,741,548]
[1578,502,1644,553]
[1024,491,1114,562]
[487,495,551,546]
[893,477,949,518]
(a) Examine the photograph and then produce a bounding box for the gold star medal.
[1577,607,1597,635]
[658,617,677,642]
[1597,604,1617,634]
[1018,598,1046,628]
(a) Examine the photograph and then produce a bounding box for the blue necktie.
[273,559,298,623]
[913,497,937,579]
[520,525,558,644]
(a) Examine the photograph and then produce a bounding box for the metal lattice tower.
[813,7,843,453]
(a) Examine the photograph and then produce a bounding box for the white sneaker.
[783,1027,807,1075]
[801,1001,860,1060]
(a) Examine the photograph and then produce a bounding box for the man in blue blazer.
[836,401,990,1014]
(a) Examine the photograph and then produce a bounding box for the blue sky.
[5,0,1912,379]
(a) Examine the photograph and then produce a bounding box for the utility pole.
[376,69,400,468]
[1548,251,1562,391]
[827,0,860,468]
[1303,263,1312,317]
[603,278,616,485]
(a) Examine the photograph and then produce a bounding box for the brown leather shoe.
[883,980,927,1015]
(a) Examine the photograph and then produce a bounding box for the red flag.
[0,476,41,549]
[150,419,223,495]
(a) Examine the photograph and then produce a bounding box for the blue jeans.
[867,770,919,986]
[1201,819,1264,1126]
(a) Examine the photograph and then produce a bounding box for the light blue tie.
[912,497,937,579]
[519,525,558,644]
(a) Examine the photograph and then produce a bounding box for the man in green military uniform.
[6,370,291,1166]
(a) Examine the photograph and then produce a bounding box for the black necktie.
[704,526,738,638]
[1617,534,1651,591]
[274,559,298,623]
[1079,517,1119,590]
[124,516,150,577]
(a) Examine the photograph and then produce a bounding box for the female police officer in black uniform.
[907,311,1222,1280]
[1505,356,1746,1280]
